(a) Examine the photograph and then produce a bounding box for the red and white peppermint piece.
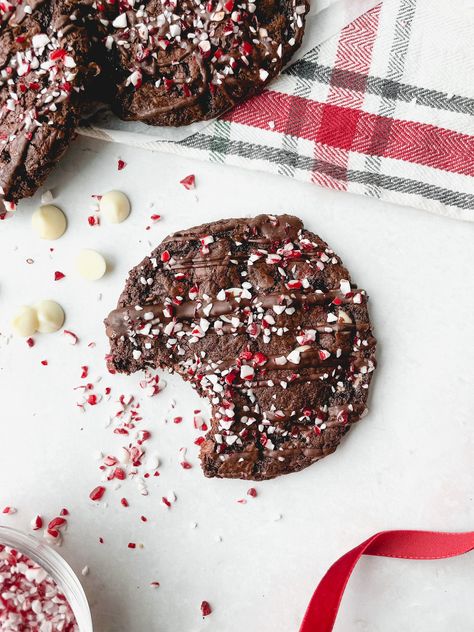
[89,486,106,502]
[30,515,43,530]
[63,329,79,345]
[340,279,351,295]
[180,174,196,190]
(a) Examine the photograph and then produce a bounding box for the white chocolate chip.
[31,205,67,240]
[76,250,107,281]
[99,191,131,224]
[11,306,38,337]
[34,300,65,333]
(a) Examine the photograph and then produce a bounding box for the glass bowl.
[0,525,93,631]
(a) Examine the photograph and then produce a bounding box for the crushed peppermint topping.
[200,600,212,617]
[180,174,196,190]
[0,2,85,207]
[0,545,78,630]
[95,0,307,103]
[105,215,376,478]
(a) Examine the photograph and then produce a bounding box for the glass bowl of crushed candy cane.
[0,526,92,631]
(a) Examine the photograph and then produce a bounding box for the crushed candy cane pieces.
[180,174,196,190]
[0,545,78,629]
[89,486,106,502]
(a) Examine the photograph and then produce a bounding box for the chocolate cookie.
[105,215,377,481]
[93,0,309,126]
[0,0,95,215]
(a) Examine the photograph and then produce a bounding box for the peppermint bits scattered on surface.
[160,491,177,509]
[89,486,106,502]
[31,515,43,530]
[200,601,212,617]
[180,174,196,190]
[63,330,79,345]
[117,159,127,171]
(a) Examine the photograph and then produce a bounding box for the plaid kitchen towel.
[85,0,474,221]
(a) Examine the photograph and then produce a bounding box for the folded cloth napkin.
[84,0,474,221]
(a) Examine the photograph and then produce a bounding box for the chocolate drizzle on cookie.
[0,0,94,214]
[93,0,309,126]
[105,214,377,481]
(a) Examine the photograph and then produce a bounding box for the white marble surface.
[0,137,473,632]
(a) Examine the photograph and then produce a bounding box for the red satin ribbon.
[299,530,474,632]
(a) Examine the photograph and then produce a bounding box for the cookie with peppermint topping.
[94,0,309,126]
[105,214,377,480]
[0,0,97,216]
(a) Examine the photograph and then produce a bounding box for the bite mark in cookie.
[105,215,377,480]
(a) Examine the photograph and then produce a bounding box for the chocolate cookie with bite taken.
[0,0,96,215]
[105,215,377,481]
